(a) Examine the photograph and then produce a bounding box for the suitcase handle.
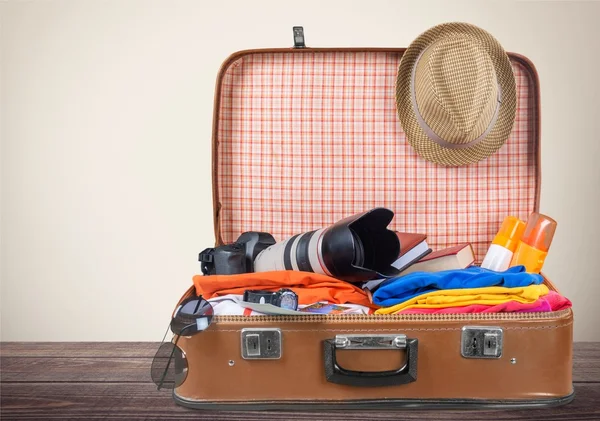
[323,334,418,387]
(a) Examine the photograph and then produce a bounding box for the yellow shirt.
[374,284,549,315]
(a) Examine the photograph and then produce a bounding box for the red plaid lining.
[216,52,537,262]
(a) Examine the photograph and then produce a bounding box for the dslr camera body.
[199,232,276,275]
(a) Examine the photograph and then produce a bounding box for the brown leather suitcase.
[165,28,574,409]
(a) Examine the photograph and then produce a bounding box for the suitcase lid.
[210,45,541,262]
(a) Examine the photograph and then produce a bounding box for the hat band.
[410,49,503,150]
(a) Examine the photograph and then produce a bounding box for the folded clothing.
[193,270,376,309]
[372,265,543,307]
[374,284,550,314]
[208,294,372,316]
[395,290,572,314]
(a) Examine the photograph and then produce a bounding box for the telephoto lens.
[252,207,401,283]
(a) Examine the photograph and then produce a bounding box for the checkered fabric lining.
[216,51,537,262]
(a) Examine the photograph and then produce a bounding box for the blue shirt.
[372,265,544,307]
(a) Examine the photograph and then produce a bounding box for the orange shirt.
[193,271,377,309]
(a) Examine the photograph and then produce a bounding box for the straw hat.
[396,22,517,166]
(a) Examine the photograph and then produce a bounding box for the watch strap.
[243,290,279,306]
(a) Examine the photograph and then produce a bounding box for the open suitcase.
[165,25,574,409]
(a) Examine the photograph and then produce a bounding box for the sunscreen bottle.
[510,212,557,274]
[481,216,526,272]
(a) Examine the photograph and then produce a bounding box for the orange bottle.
[509,212,557,273]
[481,216,526,272]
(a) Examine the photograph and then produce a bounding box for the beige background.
[1,0,599,341]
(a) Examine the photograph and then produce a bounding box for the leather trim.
[210,48,542,245]
[173,389,575,410]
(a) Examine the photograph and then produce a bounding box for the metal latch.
[461,326,503,358]
[293,26,306,48]
[334,334,407,350]
[241,328,282,359]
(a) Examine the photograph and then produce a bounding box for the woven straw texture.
[215,51,537,262]
[397,23,516,166]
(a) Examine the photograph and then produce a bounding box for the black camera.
[199,232,276,275]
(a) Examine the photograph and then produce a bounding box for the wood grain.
[0,357,151,382]
[572,342,600,382]
[0,342,159,358]
[1,342,599,420]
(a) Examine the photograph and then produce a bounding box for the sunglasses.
[150,295,214,390]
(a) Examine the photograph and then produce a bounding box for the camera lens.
[350,229,365,267]
[253,208,400,283]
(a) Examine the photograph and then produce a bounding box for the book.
[362,231,431,291]
[397,243,475,276]
[392,232,432,273]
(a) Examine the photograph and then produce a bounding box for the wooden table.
[1,342,599,420]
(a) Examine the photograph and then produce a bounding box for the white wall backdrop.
[1,0,599,341]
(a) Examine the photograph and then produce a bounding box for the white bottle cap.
[480,244,513,272]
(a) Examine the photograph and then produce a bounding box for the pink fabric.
[541,291,572,312]
[216,52,538,263]
[397,291,572,314]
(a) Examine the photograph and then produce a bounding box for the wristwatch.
[242,288,299,311]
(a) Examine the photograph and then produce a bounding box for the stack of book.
[362,231,475,292]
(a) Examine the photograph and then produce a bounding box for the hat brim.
[396,22,517,166]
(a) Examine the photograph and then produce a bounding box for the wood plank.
[0,357,150,382]
[0,382,598,420]
[572,342,600,383]
[573,342,600,351]
[0,342,159,358]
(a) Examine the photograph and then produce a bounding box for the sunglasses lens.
[170,296,214,335]
[151,296,213,390]
[151,342,188,390]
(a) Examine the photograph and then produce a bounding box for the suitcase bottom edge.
[172,388,575,411]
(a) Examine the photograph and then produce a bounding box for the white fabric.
[208,294,371,316]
